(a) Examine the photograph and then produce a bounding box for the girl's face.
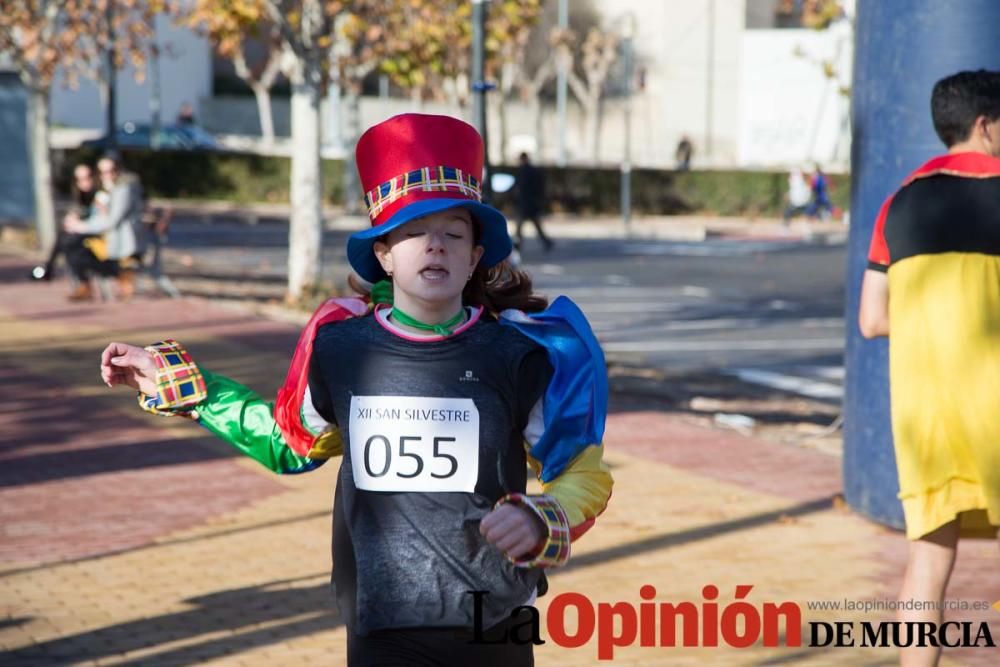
[373,208,484,307]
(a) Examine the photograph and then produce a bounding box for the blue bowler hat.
[346,113,513,283]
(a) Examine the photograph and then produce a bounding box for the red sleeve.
[866,194,893,272]
[274,297,369,456]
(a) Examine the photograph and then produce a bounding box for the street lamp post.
[105,1,117,149]
[620,13,636,235]
[555,0,569,166]
[471,0,494,202]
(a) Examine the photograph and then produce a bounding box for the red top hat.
[347,113,512,283]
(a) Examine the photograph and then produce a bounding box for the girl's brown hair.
[465,215,548,313]
[462,261,548,314]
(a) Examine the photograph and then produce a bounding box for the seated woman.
[64,154,146,300]
[40,163,104,295]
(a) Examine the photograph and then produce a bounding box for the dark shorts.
[347,614,535,667]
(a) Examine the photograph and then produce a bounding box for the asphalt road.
[162,217,848,401]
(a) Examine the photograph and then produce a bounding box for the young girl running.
[99,113,612,666]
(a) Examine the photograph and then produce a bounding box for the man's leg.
[898,518,959,667]
[530,217,553,251]
[783,205,796,225]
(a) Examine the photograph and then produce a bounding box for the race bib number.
[349,396,480,493]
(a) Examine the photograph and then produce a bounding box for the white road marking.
[727,368,844,400]
[591,317,843,336]
[534,285,712,298]
[601,338,844,353]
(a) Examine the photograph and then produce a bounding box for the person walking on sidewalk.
[514,152,554,252]
[806,163,834,220]
[98,114,612,667]
[782,167,812,226]
[859,69,1000,667]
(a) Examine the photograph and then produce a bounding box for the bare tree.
[556,26,619,164]
[517,58,554,158]
[260,0,337,302]
[183,0,285,144]
[0,0,156,250]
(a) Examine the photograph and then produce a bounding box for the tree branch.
[262,0,305,58]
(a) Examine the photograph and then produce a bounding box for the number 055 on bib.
[349,395,480,493]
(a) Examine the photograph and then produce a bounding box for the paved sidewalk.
[1,250,996,666]
[148,198,848,244]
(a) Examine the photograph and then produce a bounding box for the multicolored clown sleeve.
[496,296,613,568]
[136,298,369,474]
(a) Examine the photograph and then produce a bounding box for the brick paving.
[1,250,996,666]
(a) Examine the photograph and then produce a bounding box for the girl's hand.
[100,342,158,396]
[480,503,546,559]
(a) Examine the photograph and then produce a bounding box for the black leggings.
[65,241,121,281]
[346,616,534,667]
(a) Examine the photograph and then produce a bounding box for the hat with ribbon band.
[346,113,513,283]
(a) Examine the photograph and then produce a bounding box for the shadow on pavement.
[0,509,330,580]
[559,495,838,575]
[0,576,342,667]
[0,438,238,489]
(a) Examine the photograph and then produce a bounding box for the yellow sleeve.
[527,442,612,540]
[492,443,612,569]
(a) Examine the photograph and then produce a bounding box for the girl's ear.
[470,244,485,270]
[374,240,393,275]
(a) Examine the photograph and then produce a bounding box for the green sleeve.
[196,369,327,475]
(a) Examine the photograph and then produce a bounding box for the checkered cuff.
[136,339,207,419]
[495,493,571,569]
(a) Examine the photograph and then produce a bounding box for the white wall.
[49,14,211,130]
[591,0,745,168]
[43,0,852,171]
[738,24,852,169]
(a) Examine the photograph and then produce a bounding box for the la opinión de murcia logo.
[467,586,998,660]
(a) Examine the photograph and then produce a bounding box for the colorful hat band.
[363,165,482,223]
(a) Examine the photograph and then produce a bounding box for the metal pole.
[149,42,162,149]
[844,0,1000,530]
[621,14,634,235]
[471,0,492,201]
[705,0,715,160]
[555,0,568,166]
[106,1,117,149]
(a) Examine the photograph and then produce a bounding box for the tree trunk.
[325,79,342,150]
[498,61,518,163]
[497,92,508,164]
[29,88,56,252]
[342,88,363,215]
[410,86,424,107]
[251,83,275,144]
[524,61,553,160]
[532,97,544,157]
[286,57,324,302]
[585,95,600,165]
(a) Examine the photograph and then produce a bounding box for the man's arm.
[858,269,889,338]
